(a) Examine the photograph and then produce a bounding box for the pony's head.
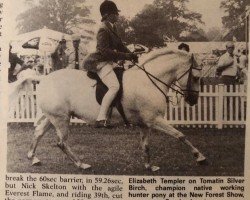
[139,49,202,106]
[175,53,202,106]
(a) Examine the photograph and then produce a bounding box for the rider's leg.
[96,68,119,121]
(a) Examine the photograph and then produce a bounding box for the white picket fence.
[8,84,247,129]
[165,84,247,129]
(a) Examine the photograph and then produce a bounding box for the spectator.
[238,48,248,70]
[9,45,24,83]
[236,48,248,84]
[51,38,68,71]
[216,42,238,85]
[65,34,87,69]
[178,43,190,52]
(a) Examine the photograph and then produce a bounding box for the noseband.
[135,54,202,103]
[172,54,202,94]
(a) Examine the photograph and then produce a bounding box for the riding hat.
[100,0,120,21]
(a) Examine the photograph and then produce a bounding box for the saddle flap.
[87,71,101,81]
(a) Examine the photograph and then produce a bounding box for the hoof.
[145,164,160,172]
[145,163,150,169]
[124,123,133,128]
[32,157,41,166]
[78,163,91,170]
[197,155,207,165]
[151,166,160,172]
[27,151,34,160]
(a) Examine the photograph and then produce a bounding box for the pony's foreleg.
[140,130,150,168]
[140,129,160,172]
[153,117,206,163]
[51,116,91,170]
[27,117,52,165]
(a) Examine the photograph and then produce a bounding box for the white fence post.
[217,84,224,129]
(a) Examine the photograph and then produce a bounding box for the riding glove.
[126,53,138,63]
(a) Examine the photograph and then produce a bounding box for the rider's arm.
[96,28,131,61]
[117,41,131,54]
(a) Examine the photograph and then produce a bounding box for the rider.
[83,0,138,128]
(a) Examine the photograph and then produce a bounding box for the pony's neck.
[140,53,184,85]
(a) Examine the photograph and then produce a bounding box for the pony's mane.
[139,47,190,66]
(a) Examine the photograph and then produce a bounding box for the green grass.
[7,123,245,176]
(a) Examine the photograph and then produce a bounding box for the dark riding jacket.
[82,21,130,72]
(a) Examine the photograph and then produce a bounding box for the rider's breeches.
[97,63,119,121]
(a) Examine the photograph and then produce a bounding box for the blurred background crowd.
[7,0,249,86]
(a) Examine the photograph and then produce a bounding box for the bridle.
[173,54,202,94]
[134,54,202,104]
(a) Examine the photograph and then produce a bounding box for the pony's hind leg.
[48,115,91,170]
[27,117,52,165]
[153,117,206,164]
[140,129,160,172]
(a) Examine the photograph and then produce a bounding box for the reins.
[134,62,181,103]
[134,54,200,104]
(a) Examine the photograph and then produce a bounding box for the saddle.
[87,68,129,124]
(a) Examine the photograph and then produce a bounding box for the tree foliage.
[206,27,223,41]
[180,29,208,42]
[17,0,94,34]
[127,0,205,47]
[116,16,135,44]
[220,0,249,41]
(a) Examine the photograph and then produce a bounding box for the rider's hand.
[127,53,138,63]
[132,54,139,63]
[118,60,125,66]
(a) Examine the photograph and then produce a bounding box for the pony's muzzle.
[184,92,199,106]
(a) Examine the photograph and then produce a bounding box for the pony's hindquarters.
[37,69,100,123]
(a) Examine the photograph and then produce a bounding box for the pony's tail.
[9,75,42,106]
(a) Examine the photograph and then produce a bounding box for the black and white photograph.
[5,0,249,179]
